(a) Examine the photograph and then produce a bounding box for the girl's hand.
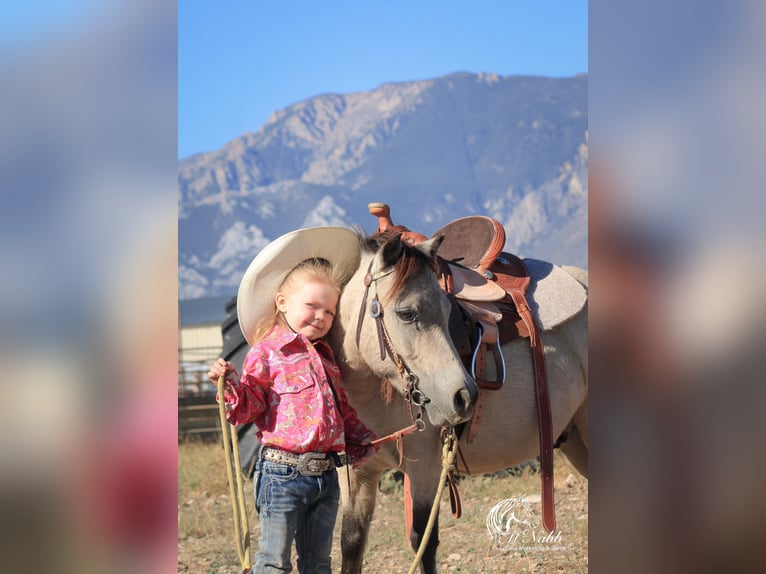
[207,358,238,385]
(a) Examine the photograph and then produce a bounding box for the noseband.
[354,258,430,423]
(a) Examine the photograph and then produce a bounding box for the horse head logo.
[486,495,541,547]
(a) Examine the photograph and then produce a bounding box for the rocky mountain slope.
[179,72,587,299]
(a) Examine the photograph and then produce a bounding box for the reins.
[217,375,252,574]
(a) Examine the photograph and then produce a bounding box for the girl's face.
[275,281,339,340]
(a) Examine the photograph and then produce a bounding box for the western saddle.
[367,202,557,533]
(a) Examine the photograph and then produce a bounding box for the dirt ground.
[178,441,587,573]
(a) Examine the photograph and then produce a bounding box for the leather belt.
[261,447,347,476]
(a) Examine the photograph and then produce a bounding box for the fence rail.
[178,394,221,440]
[178,358,222,440]
[179,359,218,397]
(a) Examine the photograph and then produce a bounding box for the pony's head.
[337,231,478,426]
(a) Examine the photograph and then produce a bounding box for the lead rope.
[217,376,252,573]
[407,426,458,574]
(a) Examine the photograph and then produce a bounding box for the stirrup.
[470,324,506,386]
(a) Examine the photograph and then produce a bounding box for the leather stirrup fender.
[531,320,556,533]
[404,472,413,543]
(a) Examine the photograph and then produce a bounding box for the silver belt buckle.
[296,452,328,476]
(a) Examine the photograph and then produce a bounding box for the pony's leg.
[339,463,383,574]
[410,504,440,574]
[406,472,441,574]
[560,403,589,477]
[560,423,589,477]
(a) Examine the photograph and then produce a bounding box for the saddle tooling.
[367,202,558,533]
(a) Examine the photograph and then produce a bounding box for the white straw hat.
[237,227,361,345]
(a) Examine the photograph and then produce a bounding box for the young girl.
[209,230,377,574]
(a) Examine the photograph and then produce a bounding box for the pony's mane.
[362,230,437,299]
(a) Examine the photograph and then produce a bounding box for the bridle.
[355,257,430,433]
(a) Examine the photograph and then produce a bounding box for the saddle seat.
[433,215,506,272]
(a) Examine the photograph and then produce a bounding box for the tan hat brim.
[237,227,361,345]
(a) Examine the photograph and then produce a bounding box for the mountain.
[179,72,587,299]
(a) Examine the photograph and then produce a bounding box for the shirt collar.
[268,324,333,355]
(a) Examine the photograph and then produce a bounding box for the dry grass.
[179,439,587,573]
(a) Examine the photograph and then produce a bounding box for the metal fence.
[178,358,220,439]
[178,359,218,397]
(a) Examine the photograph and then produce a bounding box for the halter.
[355,257,430,429]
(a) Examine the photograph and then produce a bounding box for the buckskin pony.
[327,204,588,574]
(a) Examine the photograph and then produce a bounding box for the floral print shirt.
[222,325,376,461]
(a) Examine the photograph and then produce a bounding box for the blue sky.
[179,1,588,159]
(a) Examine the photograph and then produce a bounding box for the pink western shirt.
[222,325,376,461]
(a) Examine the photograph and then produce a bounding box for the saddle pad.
[524,259,588,331]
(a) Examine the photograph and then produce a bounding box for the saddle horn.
[368,202,427,245]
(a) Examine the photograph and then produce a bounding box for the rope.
[217,376,252,572]
[407,427,458,574]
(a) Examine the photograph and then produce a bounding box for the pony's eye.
[396,309,418,323]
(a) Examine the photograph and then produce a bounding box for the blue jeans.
[250,460,340,574]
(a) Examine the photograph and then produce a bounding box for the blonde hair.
[249,258,346,343]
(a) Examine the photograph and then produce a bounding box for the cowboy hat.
[237,227,361,345]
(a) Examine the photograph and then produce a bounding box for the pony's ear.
[416,235,444,260]
[377,233,405,269]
